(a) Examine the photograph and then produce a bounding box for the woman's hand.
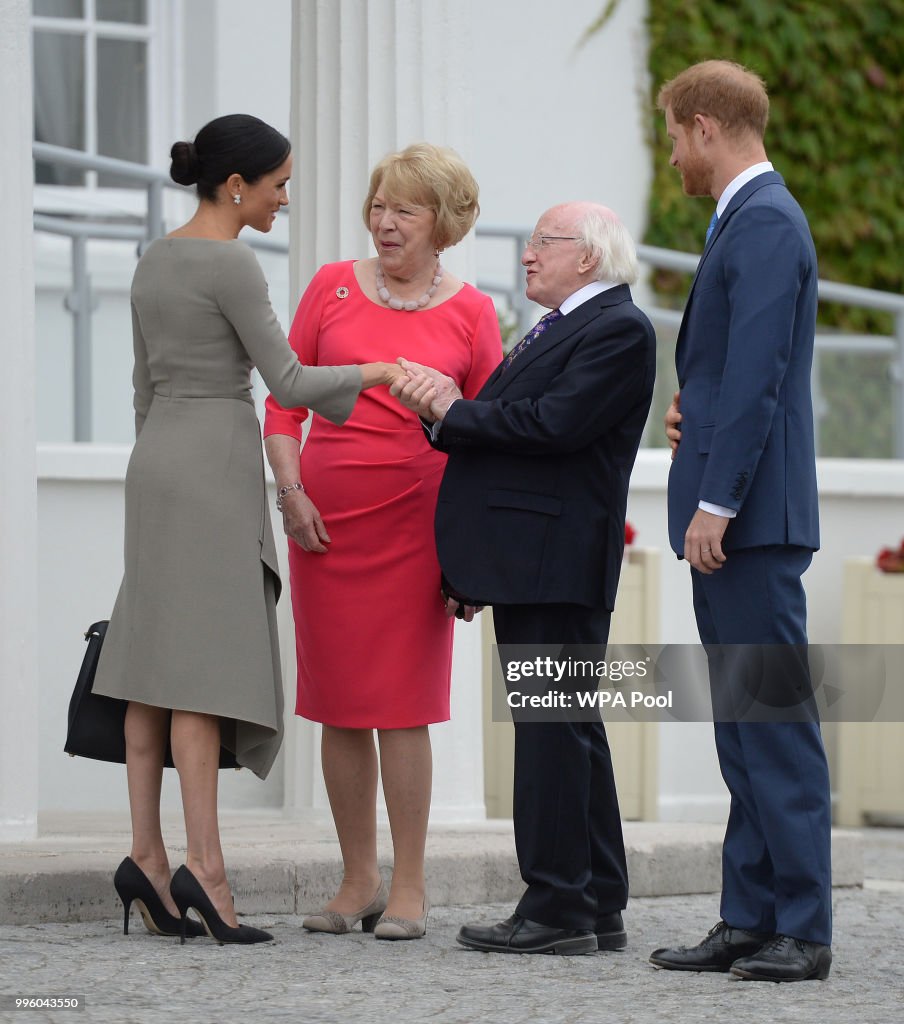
[280,489,331,553]
[360,361,407,389]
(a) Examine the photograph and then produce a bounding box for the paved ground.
[1,829,902,1024]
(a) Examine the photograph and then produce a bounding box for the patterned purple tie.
[503,308,563,371]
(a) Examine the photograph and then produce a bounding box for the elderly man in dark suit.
[650,60,832,983]
[392,201,655,955]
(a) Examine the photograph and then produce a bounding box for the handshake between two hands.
[388,357,463,423]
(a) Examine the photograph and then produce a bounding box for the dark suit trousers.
[691,545,832,946]
[492,602,629,931]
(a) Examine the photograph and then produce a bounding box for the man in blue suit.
[649,60,833,982]
[392,202,655,955]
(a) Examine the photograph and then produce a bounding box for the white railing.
[33,142,287,441]
[33,144,904,455]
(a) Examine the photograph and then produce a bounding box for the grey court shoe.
[373,896,430,940]
[302,879,389,934]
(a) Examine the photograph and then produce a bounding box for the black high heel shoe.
[113,857,205,938]
[170,865,273,945]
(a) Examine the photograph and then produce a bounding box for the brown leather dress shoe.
[730,934,832,981]
[650,921,770,971]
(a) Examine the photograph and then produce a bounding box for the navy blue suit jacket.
[430,285,655,610]
[667,171,820,555]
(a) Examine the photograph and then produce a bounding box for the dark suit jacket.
[430,285,655,610]
[667,171,820,555]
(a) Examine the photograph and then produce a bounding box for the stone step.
[0,814,863,925]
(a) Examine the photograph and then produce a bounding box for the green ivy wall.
[637,0,904,456]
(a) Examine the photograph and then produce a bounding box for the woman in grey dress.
[93,115,402,944]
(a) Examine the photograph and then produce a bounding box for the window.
[32,0,153,188]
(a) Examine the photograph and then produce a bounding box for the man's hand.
[665,390,682,460]
[442,592,482,622]
[390,366,439,420]
[684,508,729,573]
[390,357,463,421]
[280,490,331,554]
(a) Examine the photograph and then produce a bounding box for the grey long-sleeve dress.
[93,238,362,779]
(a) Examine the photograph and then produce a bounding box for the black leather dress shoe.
[649,921,770,972]
[457,914,597,955]
[730,934,832,981]
[595,911,627,951]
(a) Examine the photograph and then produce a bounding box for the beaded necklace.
[375,259,444,311]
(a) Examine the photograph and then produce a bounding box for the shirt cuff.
[424,397,460,441]
[698,500,737,519]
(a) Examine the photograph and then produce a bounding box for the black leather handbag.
[64,620,132,763]
[64,620,237,768]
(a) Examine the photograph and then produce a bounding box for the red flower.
[624,521,637,546]
[877,538,904,573]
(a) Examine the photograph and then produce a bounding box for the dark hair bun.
[168,115,290,201]
[170,141,200,186]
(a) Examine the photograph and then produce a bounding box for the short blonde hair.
[362,142,480,251]
[658,60,769,139]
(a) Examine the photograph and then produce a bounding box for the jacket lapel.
[676,171,786,363]
[685,171,785,304]
[482,285,633,398]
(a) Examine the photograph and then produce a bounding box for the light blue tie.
[705,210,719,244]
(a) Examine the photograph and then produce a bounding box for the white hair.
[576,205,639,285]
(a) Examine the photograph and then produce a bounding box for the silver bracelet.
[276,482,304,511]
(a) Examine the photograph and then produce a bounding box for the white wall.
[37,442,488,821]
[470,0,651,236]
[627,452,904,645]
[35,0,296,446]
[181,0,292,139]
[1,0,40,841]
[471,0,653,322]
[37,445,904,820]
[626,450,904,821]
[26,0,904,823]
[183,0,652,235]
[35,0,652,445]
[37,446,286,813]
[35,244,142,444]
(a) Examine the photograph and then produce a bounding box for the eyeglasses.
[524,235,581,251]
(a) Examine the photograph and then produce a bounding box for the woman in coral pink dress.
[264,144,501,939]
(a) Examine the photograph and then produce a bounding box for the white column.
[284,0,486,821]
[289,0,477,302]
[0,0,39,841]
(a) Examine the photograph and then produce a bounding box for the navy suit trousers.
[691,545,832,945]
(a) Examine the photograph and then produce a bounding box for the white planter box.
[482,547,661,821]
[836,558,904,825]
